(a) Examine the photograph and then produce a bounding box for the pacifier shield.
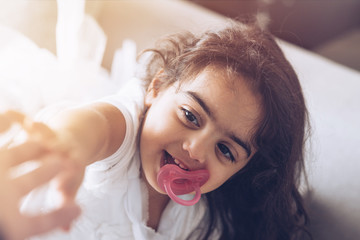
[157,164,209,206]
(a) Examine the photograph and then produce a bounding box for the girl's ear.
[145,69,164,107]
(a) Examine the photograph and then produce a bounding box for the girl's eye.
[217,143,235,162]
[181,108,200,127]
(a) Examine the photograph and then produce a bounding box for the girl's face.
[140,66,262,196]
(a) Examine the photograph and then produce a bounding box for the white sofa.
[1,1,359,239]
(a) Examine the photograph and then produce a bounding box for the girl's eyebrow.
[183,91,252,157]
[230,135,251,158]
[186,91,214,120]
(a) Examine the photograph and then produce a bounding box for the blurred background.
[190,0,360,72]
[1,0,359,72]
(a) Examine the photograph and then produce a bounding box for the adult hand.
[0,111,81,240]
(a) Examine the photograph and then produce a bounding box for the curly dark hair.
[139,19,311,240]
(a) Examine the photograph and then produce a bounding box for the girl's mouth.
[157,152,210,206]
[162,151,189,171]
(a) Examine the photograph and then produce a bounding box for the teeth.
[165,151,189,171]
[174,158,189,171]
[179,163,187,169]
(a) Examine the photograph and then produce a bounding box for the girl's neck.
[143,174,170,231]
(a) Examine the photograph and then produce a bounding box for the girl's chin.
[147,178,168,196]
[140,166,167,195]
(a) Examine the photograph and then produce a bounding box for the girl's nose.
[182,134,210,165]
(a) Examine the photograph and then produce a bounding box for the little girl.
[21,20,310,240]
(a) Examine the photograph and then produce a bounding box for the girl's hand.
[3,110,87,204]
[6,103,125,205]
[0,111,81,240]
[22,114,87,203]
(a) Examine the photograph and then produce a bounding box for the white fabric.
[22,78,206,240]
[0,21,112,117]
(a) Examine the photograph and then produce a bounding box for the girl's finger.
[20,202,81,239]
[0,111,26,133]
[56,168,84,201]
[4,110,26,123]
[11,153,65,197]
[0,114,12,133]
[0,141,50,168]
[24,121,57,142]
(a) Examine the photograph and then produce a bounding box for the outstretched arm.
[0,103,126,239]
[28,102,127,201]
[47,102,126,166]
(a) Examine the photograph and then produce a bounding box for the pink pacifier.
[157,164,209,206]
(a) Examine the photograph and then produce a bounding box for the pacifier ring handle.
[163,180,202,206]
